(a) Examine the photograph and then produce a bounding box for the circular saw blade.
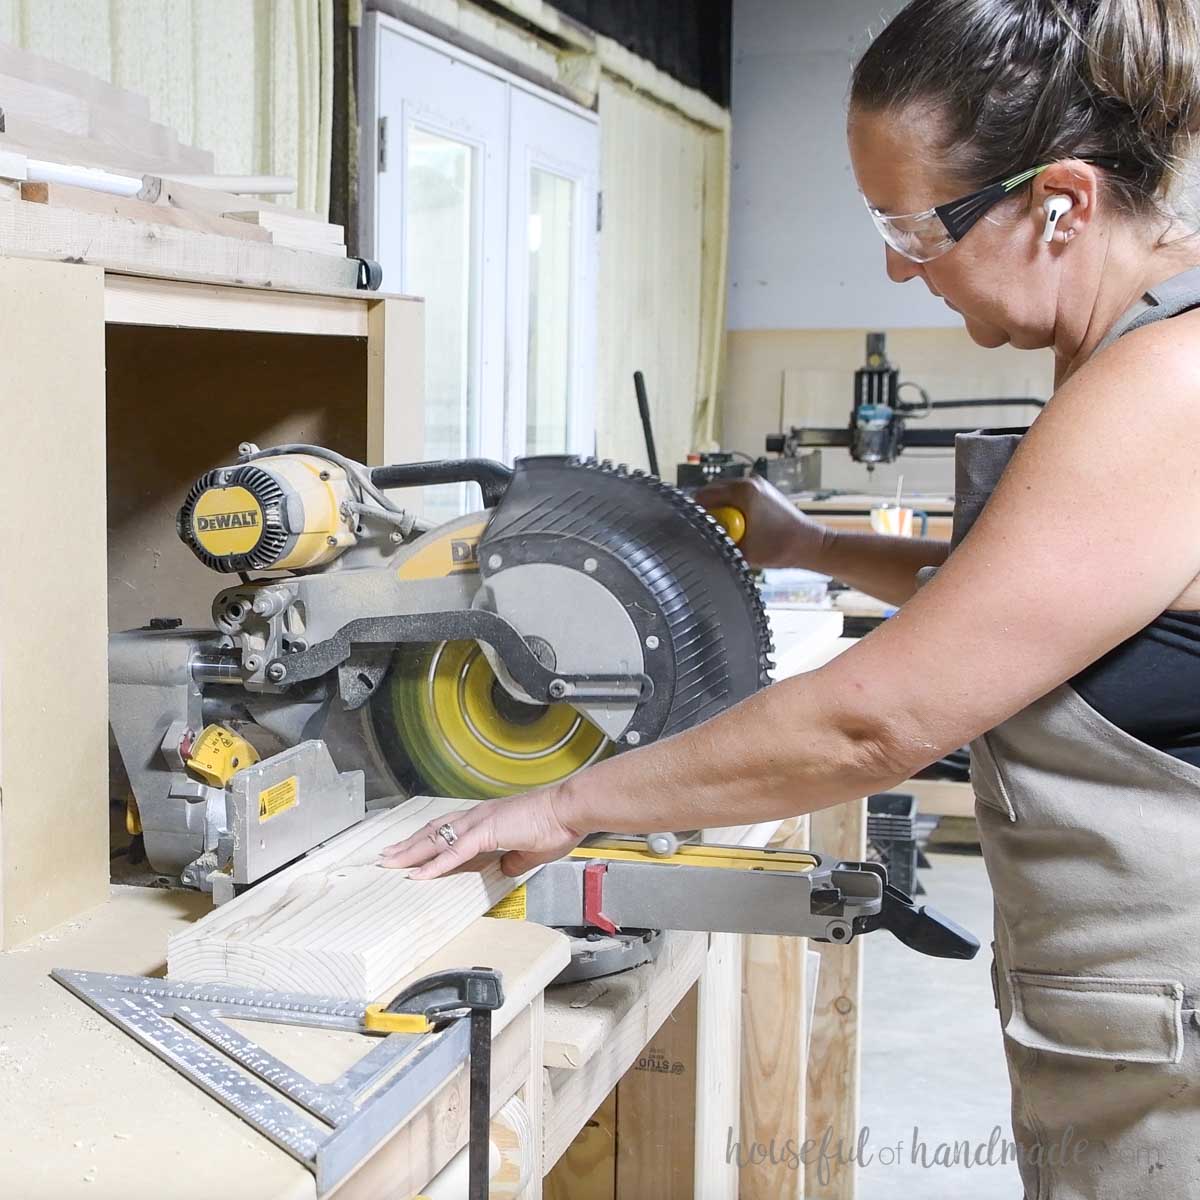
[370,640,610,800]
[478,456,775,747]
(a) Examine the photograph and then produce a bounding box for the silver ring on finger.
[435,822,458,848]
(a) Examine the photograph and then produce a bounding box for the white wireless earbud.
[1042,195,1074,243]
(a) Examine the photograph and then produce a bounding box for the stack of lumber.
[0,40,359,291]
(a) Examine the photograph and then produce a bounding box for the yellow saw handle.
[709,506,746,545]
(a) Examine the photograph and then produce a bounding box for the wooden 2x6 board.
[168,797,533,1001]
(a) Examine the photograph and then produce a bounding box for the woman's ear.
[1032,161,1098,244]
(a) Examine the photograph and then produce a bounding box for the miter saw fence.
[109,445,774,893]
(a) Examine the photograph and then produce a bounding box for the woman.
[383,1,1200,1193]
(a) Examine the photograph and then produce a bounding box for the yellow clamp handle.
[709,506,746,545]
[362,1004,433,1035]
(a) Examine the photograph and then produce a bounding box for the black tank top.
[1064,272,1200,767]
[1072,611,1200,767]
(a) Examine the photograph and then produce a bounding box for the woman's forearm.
[809,528,951,606]
[552,665,925,837]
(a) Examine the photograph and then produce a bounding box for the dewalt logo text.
[197,510,260,532]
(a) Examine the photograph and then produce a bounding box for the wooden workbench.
[0,886,566,1200]
[541,611,866,1200]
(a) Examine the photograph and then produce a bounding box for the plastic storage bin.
[758,568,832,609]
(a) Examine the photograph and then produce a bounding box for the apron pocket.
[1005,971,1185,1064]
[969,734,1017,821]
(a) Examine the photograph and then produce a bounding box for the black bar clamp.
[382,967,504,1200]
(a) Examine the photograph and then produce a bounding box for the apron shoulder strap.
[1095,265,1200,352]
[952,266,1200,545]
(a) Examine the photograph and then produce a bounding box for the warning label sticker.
[258,776,299,823]
[486,885,527,920]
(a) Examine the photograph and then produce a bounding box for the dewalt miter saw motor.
[109,444,774,897]
[178,452,370,574]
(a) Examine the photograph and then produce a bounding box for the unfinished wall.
[728,0,930,331]
[596,76,728,473]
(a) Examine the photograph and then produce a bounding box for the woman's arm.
[814,527,951,606]
[383,316,1200,877]
[695,475,950,605]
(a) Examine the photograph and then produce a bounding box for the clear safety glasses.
[864,165,1049,264]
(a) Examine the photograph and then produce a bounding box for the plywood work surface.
[168,798,540,1000]
[0,887,567,1200]
[0,887,314,1200]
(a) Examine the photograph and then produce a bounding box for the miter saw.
[109,444,774,899]
[107,442,978,972]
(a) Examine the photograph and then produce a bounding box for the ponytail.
[1085,0,1200,142]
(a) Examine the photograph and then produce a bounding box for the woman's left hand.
[377,786,584,879]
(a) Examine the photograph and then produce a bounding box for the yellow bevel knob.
[710,506,746,544]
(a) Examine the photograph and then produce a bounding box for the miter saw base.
[555,929,665,984]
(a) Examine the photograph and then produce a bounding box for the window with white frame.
[368,19,599,520]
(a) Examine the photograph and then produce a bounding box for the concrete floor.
[857,850,1019,1199]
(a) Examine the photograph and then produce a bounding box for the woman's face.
[847,105,1058,350]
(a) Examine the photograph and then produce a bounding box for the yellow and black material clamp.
[364,967,504,1200]
[363,966,503,1034]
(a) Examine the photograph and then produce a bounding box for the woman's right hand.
[695,476,835,570]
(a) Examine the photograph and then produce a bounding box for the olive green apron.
[952,268,1200,1198]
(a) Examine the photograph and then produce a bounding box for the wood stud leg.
[695,932,742,1197]
[614,983,700,1197]
[366,296,425,479]
[518,994,546,1200]
[806,799,867,1200]
[739,816,812,1200]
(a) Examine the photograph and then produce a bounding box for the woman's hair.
[850,0,1200,219]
